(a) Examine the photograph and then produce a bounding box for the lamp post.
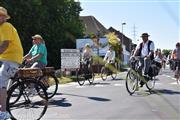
[121,22,126,69]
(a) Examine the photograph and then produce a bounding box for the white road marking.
[170,82,179,85]
[94,84,104,87]
[76,86,86,88]
[155,82,162,85]
[114,83,124,86]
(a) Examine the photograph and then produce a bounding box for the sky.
[78,0,179,50]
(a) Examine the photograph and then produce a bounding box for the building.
[80,16,109,37]
[80,16,133,64]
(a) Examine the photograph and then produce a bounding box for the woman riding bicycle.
[82,43,93,67]
[23,34,47,68]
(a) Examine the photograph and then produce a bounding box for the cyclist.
[23,34,48,87]
[132,33,155,87]
[23,34,47,69]
[103,45,115,72]
[0,6,23,119]
[82,43,93,65]
[172,42,180,83]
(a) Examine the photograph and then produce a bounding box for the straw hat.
[32,34,43,40]
[141,33,150,37]
[0,7,10,19]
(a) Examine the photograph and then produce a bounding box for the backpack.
[138,40,154,60]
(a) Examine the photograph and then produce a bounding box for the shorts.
[25,61,46,69]
[30,61,46,69]
[0,60,19,88]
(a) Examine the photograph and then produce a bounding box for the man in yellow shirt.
[0,6,23,119]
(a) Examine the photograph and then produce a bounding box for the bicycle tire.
[111,70,117,80]
[125,69,138,95]
[38,74,59,99]
[146,77,155,91]
[76,68,86,86]
[7,79,48,120]
[101,67,107,81]
[88,68,95,84]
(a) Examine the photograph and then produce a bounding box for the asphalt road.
[42,66,180,120]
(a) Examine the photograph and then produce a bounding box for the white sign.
[61,49,80,70]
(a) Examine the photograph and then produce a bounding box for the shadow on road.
[61,93,111,102]
[151,89,180,95]
[48,98,72,108]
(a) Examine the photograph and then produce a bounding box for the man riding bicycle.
[132,33,155,87]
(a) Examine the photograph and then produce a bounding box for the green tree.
[162,49,172,57]
[0,0,84,68]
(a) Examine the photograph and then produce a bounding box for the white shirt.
[104,50,115,63]
[137,40,155,57]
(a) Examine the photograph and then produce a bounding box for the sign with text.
[61,49,80,70]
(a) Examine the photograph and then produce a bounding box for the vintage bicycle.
[126,56,161,95]
[7,68,48,120]
[100,61,118,81]
[76,57,94,86]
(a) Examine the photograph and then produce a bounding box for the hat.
[32,34,43,40]
[0,7,10,19]
[141,33,150,37]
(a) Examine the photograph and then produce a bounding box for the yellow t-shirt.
[0,22,23,64]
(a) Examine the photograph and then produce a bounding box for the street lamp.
[121,22,126,69]
[121,22,126,48]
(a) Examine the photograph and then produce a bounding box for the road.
[42,66,180,120]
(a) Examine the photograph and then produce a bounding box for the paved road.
[42,66,180,120]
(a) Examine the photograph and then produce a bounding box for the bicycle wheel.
[76,68,86,86]
[87,68,94,84]
[146,77,155,91]
[39,74,59,99]
[7,79,48,120]
[125,69,138,95]
[7,79,23,104]
[101,67,107,81]
[111,68,117,80]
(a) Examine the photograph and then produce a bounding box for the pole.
[121,22,126,70]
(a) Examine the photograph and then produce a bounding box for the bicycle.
[76,58,94,86]
[100,62,117,81]
[17,61,59,99]
[38,67,59,99]
[7,68,48,120]
[126,56,160,95]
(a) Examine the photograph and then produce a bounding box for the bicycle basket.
[17,68,43,78]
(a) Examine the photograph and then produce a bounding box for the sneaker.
[0,111,11,120]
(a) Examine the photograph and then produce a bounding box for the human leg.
[0,61,18,119]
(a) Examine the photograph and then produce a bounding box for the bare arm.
[29,53,43,62]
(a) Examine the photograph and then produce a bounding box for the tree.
[105,32,123,63]
[162,49,172,57]
[0,0,84,68]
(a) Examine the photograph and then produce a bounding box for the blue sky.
[78,0,179,50]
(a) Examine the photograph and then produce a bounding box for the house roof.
[80,16,109,37]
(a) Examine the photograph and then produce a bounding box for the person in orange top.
[0,6,23,119]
